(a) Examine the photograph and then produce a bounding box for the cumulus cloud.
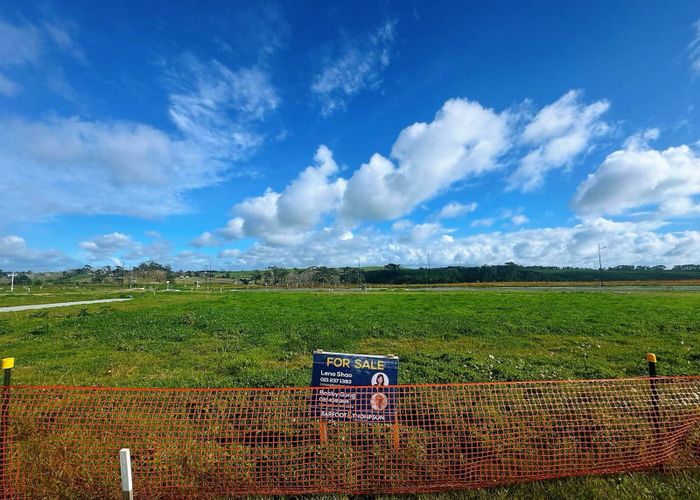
[508,90,610,192]
[511,214,528,225]
[0,235,73,271]
[392,220,451,243]
[79,233,135,260]
[79,232,170,263]
[341,98,510,220]
[437,201,478,219]
[190,231,221,248]
[572,139,700,217]
[12,217,700,271]
[311,20,396,116]
[208,97,509,245]
[218,249,241,259]
[208,93,613,247]
[217,145,346,245]
[468,208,528,228]
[212,218,700,270]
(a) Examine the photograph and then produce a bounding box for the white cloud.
[210,96,509,246]
[218,249,241,259]
[0,53,281,222]
[511,214,529,225]
[167,55,279,160]
[468,208,528,228]
[311,20,396,116]
[170,250,212,270]
[470,218,495,228]
[79,233,135,260]
[572,140,700,217]
[212,218,700,270]
[0,17,84,98]
[690,19,700,76]
[207,94,609,248]
[12,217,700,272]
[508,90,610,191]
[190,231,221,248]
[437,201,478,219]
[218,145,346,245]
[0,117,225,220]
[79,232,170,263]
[0,235,72,271]
[341,98,510,220]
[392,220,449,242]
[0,72,19,96]
[41,21,85,62]
[0,19,43,66]
[623,128,659,149]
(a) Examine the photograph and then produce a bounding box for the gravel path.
[0,298,131,313]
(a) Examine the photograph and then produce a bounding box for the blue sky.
[1,1,700,271]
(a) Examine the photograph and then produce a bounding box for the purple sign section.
[311,351,399,423]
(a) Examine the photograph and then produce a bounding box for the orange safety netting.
[1,376,700,498]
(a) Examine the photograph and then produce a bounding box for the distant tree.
[15,274,31,285]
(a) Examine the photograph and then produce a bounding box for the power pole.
[598,244,606,288]
[427,251,431,290]
[8,273,16,293]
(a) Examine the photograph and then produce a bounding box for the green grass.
[2,289,698,387]
[1,289,699,497]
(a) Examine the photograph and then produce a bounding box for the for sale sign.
[311,350,399,423]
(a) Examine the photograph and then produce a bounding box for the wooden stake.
[1,358,13,499]
[119,448,133,500]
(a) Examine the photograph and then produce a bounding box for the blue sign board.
[311,351,399,423]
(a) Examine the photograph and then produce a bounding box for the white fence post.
[119,448,133,500]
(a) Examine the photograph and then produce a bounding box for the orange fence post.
[392,421,399,449]
[319,421,327,445]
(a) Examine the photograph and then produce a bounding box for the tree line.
[5,261,700,287]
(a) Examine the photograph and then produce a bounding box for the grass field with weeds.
[1,288,699,497]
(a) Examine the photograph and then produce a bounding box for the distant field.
[0,289,131,307]
[1,289,699,497]
[2,289,699,386]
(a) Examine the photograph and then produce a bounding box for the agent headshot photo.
[371,372,389,387]
[370,392,389,411]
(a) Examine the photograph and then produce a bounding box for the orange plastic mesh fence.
[1,377,700,498]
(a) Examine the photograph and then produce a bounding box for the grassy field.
[1,288,699,497]
[0,289,131,307]
[1,289,698,387]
